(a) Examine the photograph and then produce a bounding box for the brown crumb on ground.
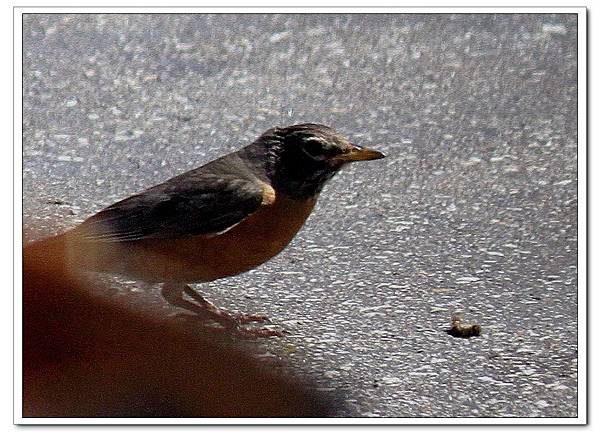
[447,314,481,338]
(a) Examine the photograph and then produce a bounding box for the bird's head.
[257,123,385,198]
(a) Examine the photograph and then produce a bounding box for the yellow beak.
[335,144,386,162]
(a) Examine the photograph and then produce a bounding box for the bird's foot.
[183,285,269,326]
[236,326,290,338]
[173,312,287,338]
[177,284,284,337]
[235,312,270,325]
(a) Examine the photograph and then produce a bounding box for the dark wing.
[73,154,270,242]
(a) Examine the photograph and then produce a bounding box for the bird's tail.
[23,233,72,278]
[24,229,121,278]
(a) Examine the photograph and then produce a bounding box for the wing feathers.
[73,154,273,243]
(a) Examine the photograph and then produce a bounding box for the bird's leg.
[182,284,270,325]
[161,282,219,321]
[161,283,286,337]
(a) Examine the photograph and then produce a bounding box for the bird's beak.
[334,144,386,162]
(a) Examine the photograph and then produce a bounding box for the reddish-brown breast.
[64,193,317,283]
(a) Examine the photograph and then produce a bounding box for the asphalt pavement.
[22,13,578,418]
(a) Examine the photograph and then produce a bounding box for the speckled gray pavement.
[23,13,578,418]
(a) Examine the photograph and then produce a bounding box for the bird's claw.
[236,326,290,338]
[171,310,285,338]
[235,313,271,325]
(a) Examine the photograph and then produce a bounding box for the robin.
[30,123,385,336]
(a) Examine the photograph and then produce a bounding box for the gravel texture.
[23,13,578,418]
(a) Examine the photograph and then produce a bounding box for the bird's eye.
[301,140,327,160]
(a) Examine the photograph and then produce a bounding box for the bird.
[28,123,385,337]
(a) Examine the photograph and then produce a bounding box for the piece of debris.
[282,343,297,354]
[447,314,481,338]
[47,199,67,205]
